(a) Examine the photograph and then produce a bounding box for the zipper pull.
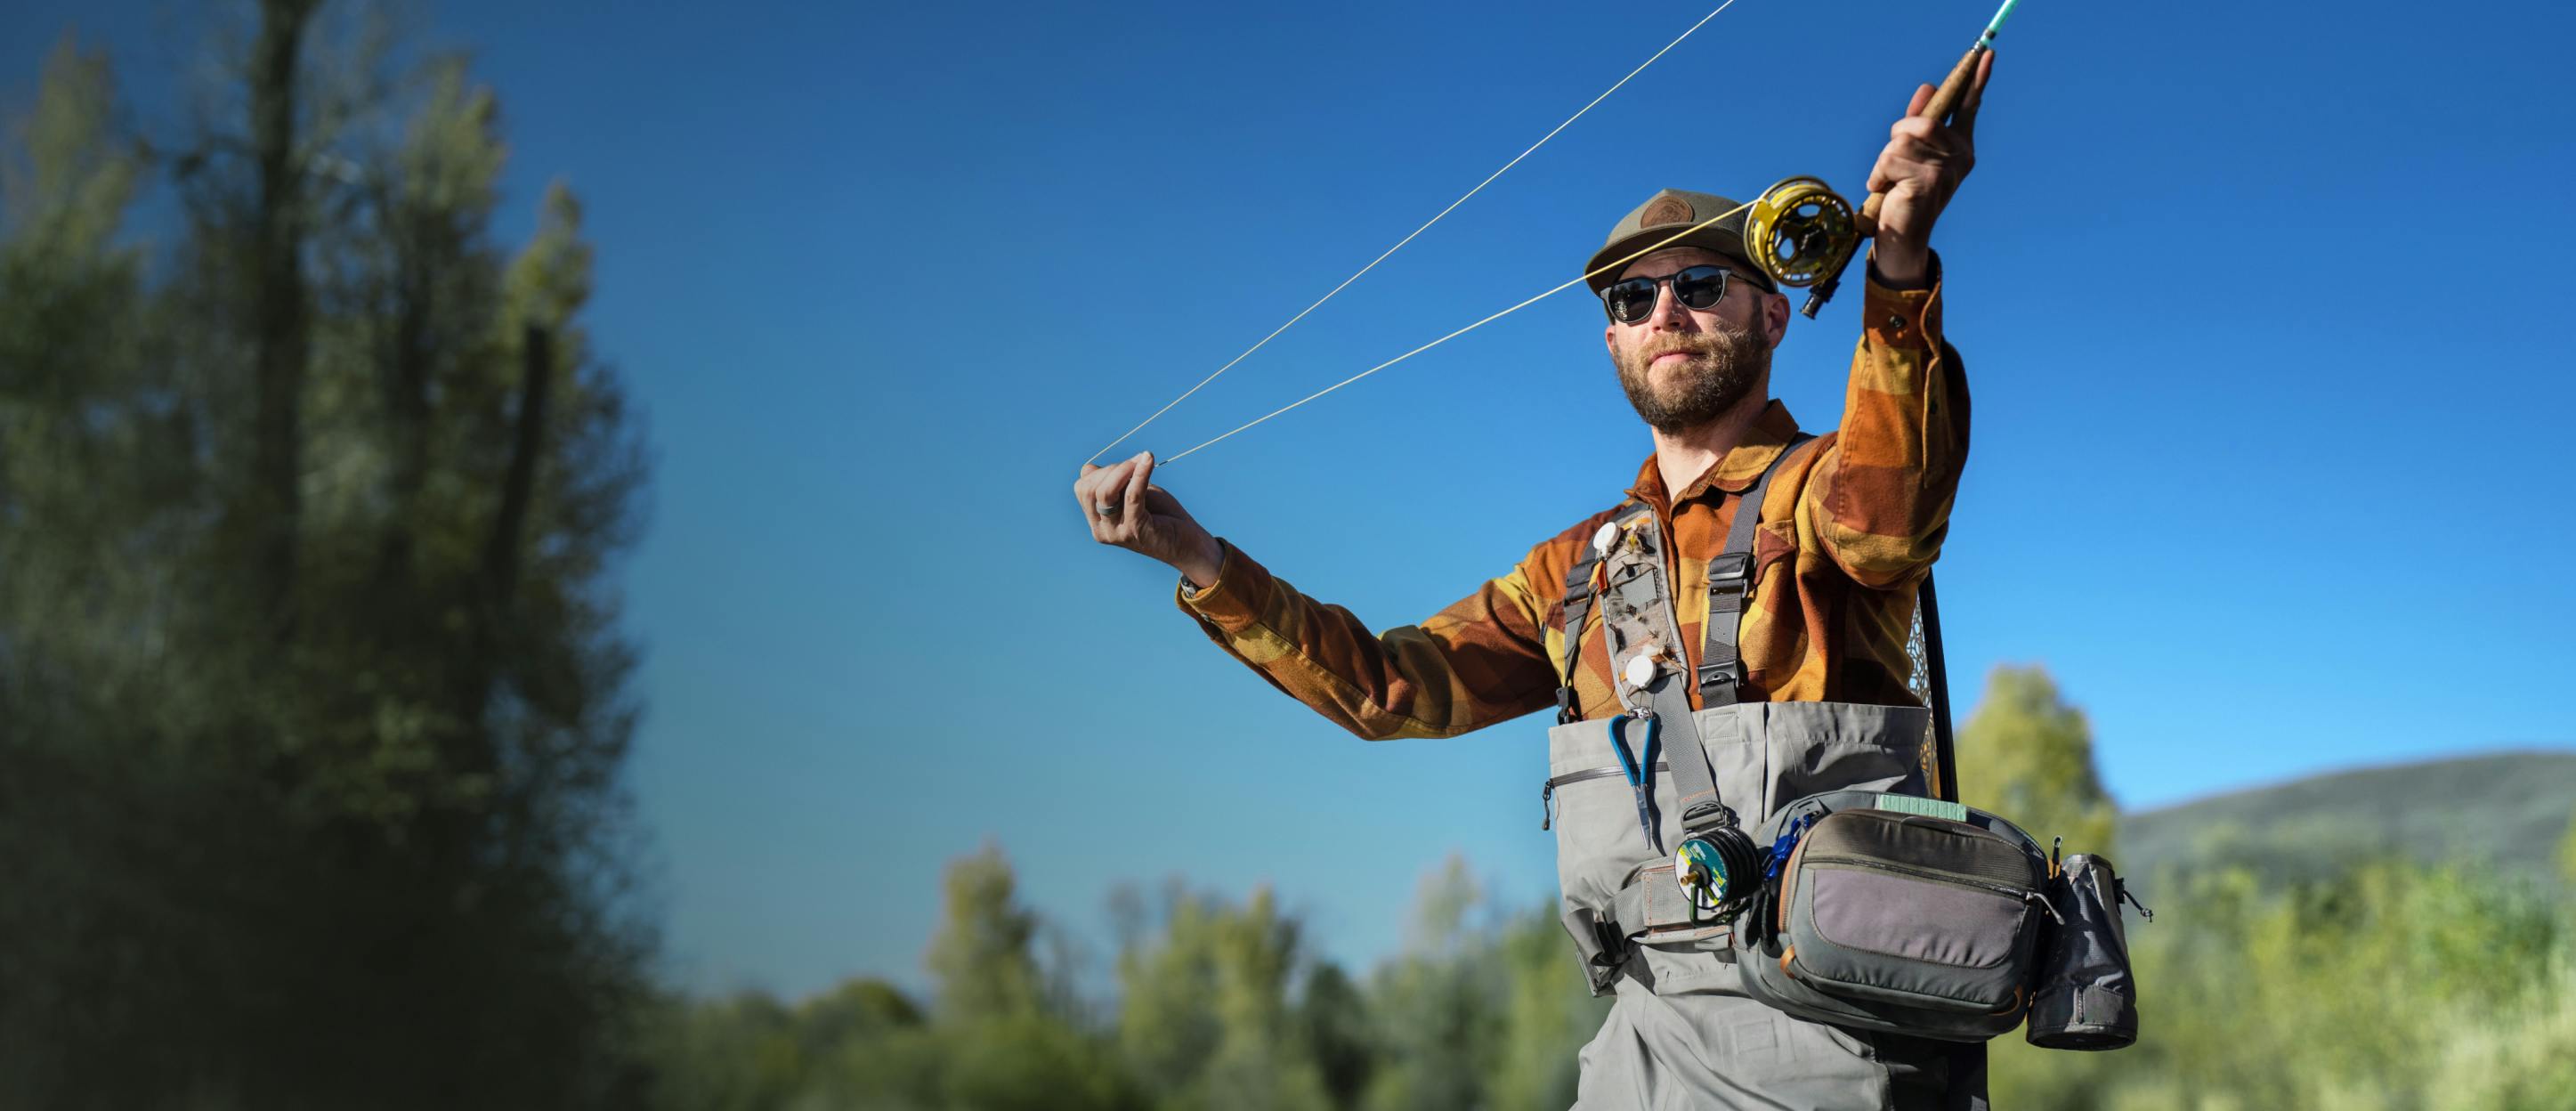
[2118,880,2155,923]
[2025,889,2065,926]
[1541,782,1554,831]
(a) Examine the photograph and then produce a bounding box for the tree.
[2557,807,2576,889]
[1952,666,2119,1109]
[0,7,652,1105]
[1358,856,1501,1111]
[929,844,1049,1025]
[1955,664,2118,860]
[1117,880,1333,1111]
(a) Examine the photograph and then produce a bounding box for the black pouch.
[2026,853,2143,1050]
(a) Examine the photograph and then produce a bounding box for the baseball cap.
[1583,188,1777,296]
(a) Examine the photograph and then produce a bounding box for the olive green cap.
[1583,188,1776,296]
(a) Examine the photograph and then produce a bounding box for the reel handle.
[1854,44,1989,239]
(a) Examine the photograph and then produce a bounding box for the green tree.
[1117,881,1332,1111]
[1956,664,2118,858]
[1484,904,1610,1111]
[928,844,1050,1025]
[0,6,652,1105]
[1358,856,1500,1111]
[1951,665,2120,1108]
[1297,962,1377,1110]
[2556,807,2576,888]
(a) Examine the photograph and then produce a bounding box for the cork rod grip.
[1856,44,1987,237]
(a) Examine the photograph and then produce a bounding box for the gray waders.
[1543,438,1981,1109]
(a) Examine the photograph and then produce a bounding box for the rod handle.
[1856,44,1987,238]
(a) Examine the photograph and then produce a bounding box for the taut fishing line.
[1161,199,1754,465]
[1098,0,2021,467]
[1086,0,1748,467]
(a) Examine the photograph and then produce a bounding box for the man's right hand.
[1075,451,1225,589]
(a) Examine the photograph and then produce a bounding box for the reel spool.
[1675,826,1766,917]
[1742,176,1863,318]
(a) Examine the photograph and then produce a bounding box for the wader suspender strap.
[1554,505,1652,725]
[1697,433,1815,708]
[1653,436,1810,836]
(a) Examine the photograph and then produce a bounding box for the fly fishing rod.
[1738,0,2019,319]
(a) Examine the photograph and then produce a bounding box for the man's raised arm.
[1799,53,1990,588]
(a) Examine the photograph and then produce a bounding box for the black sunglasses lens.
[1603,280,1656,323]
[1673,267,1729,310]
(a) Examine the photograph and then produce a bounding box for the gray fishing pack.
[1543,436,2145,1059]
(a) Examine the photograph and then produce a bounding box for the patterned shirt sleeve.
[1171,534,1571,741]
[1798,255,1972,589]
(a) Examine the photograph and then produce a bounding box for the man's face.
[1602,247,1786,434]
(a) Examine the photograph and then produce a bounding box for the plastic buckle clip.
[1706,551,1754,594]
[1695,659,1741,694]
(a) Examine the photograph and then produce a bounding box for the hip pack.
[1733,790,2051,1042]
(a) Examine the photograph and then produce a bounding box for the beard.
[1611,322,1770,434]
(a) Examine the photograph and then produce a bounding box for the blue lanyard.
[1611,710,1662,853]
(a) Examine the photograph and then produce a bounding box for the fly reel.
[1742,176,1863,319]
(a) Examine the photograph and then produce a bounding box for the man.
[1075,56,1993,1111]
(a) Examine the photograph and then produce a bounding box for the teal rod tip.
[1982,0,2023,40]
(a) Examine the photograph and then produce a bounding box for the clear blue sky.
[8,0,2573,1002]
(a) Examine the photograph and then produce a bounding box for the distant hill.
[2119,750,2576,890]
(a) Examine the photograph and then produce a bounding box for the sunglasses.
[1600,264,1759,325]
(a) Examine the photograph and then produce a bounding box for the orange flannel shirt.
[1176,270,1967,739]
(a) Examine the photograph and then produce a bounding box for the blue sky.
[7,0,2573,1002]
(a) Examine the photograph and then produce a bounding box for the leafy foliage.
[1956,663,2118,859]
[0,10,650,1107]
[648,670,2576,1111]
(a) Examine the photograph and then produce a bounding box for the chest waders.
[1545,438,1957,1110]
[1543,444,2145,1110]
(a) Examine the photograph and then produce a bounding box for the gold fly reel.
[1744,176,1859,290]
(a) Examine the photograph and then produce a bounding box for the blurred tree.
[1484,904,1608,1111]
[2556,807,2576,888]
[1117,881,1332,1111]
[907,846,1136,1111]
[1297,962,1376,1110]
[928,843,1049,1025]
[0,4,652,1106]
[1950,665,2118,1107]
[1956,664,2118,859]
[1357,856,1499,1111]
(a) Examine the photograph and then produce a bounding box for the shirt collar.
[1624,400,1805,510]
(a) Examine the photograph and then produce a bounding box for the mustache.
[1632,328,1742,364]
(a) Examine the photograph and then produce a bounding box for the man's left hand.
[1867,50,1994,288]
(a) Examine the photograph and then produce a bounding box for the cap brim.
[1584,220,1775,296]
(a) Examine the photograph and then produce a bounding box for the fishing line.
[1086,0,1749,466]
[1161,198,1754,466]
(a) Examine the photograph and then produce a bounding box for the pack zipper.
[1802,854,2039,902]
[1540,761,1670,830]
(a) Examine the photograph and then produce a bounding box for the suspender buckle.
[1695,661,1741,693]
[1707,551,1754,594]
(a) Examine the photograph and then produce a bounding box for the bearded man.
[1075,58,1995,1111]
